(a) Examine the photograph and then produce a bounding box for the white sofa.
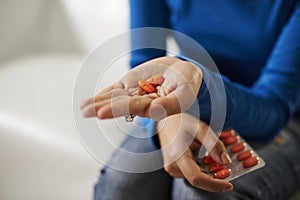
[0,1,128,199]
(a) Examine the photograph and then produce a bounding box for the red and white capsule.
[243,157,259,168]
[224,135,239,146]
[201,156,215,165]
[138,75,165,93]
[209,163,225,173]
[237,150,253,161]
[219,130,235,139]
[230,142,246,153]
[214,168,232,179]
[138,80,155,93]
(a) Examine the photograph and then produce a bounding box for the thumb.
[209,139,232,165]
[196,122,231,165]
[147,93,181,121]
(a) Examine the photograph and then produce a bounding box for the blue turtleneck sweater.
[129,0,300,140]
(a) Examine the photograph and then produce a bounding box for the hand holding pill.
[80,57,203,121]
[138,75,165,93]
[195,129,265,181]
[157,113,234,193]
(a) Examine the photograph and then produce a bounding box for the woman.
[81,0,300,199]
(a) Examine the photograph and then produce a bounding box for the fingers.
[147,94,181,121]
[176,150,233,193]
[145,60,202,121]
[81,85,184,121]
[80,78,153,118]
[163,149,233,192]
[147,84,198,121]
[80,88,128,111]
[210,141,232,165]
[80,57,204,121]
[80,82,124,110]
[81,88,129,117]
[164,164,184,178]
[98,95,154,119]
[196,121,231,165]
[82,94,155,119]
[158,113,233,192]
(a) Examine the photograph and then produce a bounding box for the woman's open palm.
[80,56,203,121]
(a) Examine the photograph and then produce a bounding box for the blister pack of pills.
[195,130,265,181]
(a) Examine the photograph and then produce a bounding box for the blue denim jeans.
[94,119,300,200]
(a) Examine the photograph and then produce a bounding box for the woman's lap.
[172,128,300,200]
[94,132,173,200]
[94,120,300,200]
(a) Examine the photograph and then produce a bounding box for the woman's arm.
[185,2,300,140]
[81,2,299,142]
[129,0,170,68]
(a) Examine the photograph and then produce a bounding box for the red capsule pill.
[237,150,253,161]
[209,163,224,173]
[214,168,231,179]
[219,130,234,139]
[224,135,239,145]
[243,157,259,168]
[230,142,246,153]
[201,156,215,165]
[138,80,155,93]
[139,75,165,93]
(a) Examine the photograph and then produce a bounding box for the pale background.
[0,1,299,200]
[0,0,129,199]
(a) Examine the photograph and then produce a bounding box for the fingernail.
[80,102,85,109]
[221,152,232,164]
[80,100,88,109]
[222,186,232,192]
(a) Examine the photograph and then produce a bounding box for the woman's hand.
[80,56,202,121]
[157,113,233,193]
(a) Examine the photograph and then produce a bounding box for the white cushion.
[0,54,127,200]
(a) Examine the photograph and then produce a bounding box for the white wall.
[0,0,129,61]
[0,1,130,199]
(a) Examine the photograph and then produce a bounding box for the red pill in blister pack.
[224,135,239,145]
[214,168,232,179]
[243,157,259,168]
[209,163,224,173]
[237,150,253,161]
[202,156,215,165]
[219,130,234,139]
[195,129,265,181]
[230,142,246,153]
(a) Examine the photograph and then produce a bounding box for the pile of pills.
[138,75,165,93]
[195,130,265,181]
